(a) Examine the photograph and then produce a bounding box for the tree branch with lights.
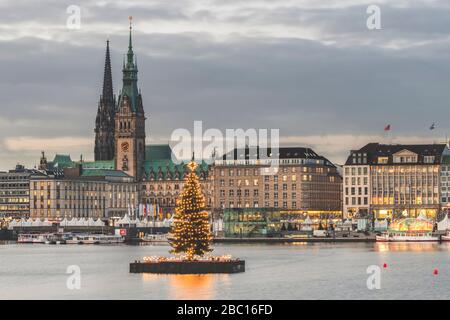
[169,159,213,260]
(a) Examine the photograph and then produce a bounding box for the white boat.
[442,231,450,241]
[99,235,124,244]
[17,234,49,244]
[65,234,124,244]
[376,232,439,242]
[141,233,168,243]
[376,216,438,242]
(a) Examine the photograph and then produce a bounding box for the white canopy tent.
[301,215,313,231]
[32,219,43,227]
[374,219,388,231]
[8,219,18,229]
[116,214,132,226]
[94,219,105,227]
[438,214,450,231]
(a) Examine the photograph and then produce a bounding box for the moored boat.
[441,231,450,241]
[376,216,438,242]
[376,232,438,242]
[141,233,168,244]
[17,233,49,244]
[65,234,124,244]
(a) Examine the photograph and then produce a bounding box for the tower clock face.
[121,142,129,152]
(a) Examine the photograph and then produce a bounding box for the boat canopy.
[389,217,433,233]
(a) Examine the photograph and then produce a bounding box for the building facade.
[141,145,212,219]
[343,143,447,221]
[0,165,41,219]
[212,147,342,218]
[29,167,137,220]
[440,153,450,215]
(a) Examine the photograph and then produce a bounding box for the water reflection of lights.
[375,242,442,252]
[141,273,230,300]
[288,242,308,246]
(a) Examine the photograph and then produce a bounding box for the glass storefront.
[223,208,281,237]
[223,208,342,237]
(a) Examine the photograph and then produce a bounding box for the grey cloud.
[0,0,449,169]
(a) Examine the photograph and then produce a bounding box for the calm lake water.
[0,242,449,299]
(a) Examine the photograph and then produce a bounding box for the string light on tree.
[169,155,213,261]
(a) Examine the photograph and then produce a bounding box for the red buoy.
[433,268,439,275]
[383,263,388,269]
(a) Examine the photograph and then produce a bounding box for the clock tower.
[115,17,146,181]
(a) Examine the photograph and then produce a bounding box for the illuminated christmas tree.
[169,159,213,260]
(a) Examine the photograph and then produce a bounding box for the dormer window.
[424,156,435,163]
[378,157,388,164]
[393,155,417,163]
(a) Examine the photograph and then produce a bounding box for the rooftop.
[345,143,447,165]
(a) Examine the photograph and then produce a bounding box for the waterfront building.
[0,165,43,219]
[212,147,342,219]
[29,165,137,220]
[440,153,450,215]
[343,143,447,220]
[141,145,212,219]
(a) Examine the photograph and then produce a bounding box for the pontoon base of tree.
[130,260,245,274]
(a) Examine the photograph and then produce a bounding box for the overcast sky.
[1,0,450,170]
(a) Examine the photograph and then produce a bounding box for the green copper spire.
[127,16,134,66]
[118,16,140,113]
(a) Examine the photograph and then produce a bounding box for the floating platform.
[130,259,245,274]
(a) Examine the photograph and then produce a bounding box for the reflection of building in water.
[375,242,441,253]
[343,143,449,221]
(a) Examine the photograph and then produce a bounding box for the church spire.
[102,39,114,105]
[127,16,135,68]
[119,16,140,113]
[95,39,116,161]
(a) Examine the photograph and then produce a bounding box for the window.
[378,157,388,164]
[424,156,435,163]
